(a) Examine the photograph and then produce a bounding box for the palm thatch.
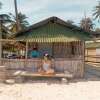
[11,16,92,42]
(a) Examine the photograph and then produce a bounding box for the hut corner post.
[25,41,28,68]
[0,21,2,66]
[25,41,28,59]
[81,41,85,78]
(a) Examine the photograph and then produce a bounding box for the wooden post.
[25,41,28,59]
[24,41,28,68]
[81,41,85,78]
[0,21,2,65]
[52,42,54,57]
[86,49,88,61]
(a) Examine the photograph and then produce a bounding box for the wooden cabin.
[0,17,91,79]
[86,42,100,63]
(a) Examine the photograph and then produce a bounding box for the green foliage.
[0,14,12,23]
[80,17,94,31]
[0,2,12,24]
[93,1,100,22]
[0,14,13,39]
[9,12,29,31]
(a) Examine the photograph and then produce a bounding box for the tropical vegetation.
[80,17,94,31]
[93,1,100,22]
[9,12,29,33]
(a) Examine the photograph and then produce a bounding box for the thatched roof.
[12,16,92,42]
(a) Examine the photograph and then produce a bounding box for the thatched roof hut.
[1,17,92,78]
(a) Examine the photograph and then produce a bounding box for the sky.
[0,0,99,28]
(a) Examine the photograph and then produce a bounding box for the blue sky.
[0,0,99,28]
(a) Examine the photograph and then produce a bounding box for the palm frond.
[93,1,100,21]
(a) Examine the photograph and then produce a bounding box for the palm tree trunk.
[0,2,2,61]
[0,20,2,65]
[14,0,21,32]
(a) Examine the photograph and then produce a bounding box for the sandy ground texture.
[0,63,100,100]
[0,78,100,100]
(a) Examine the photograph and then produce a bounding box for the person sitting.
[40,53,54,74]
[30,47,39,58]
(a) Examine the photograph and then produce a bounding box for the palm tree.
[80,17,94,31]
[0,1,12,38]
[14,0,20,31]
[9,12,29,33]
[0,14,13,42]
[93,1,100,22]
[0,2,12,37]
[0,3,13,59]
[7,0,29,33]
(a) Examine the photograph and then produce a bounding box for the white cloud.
[0,0,99,27]
[18,0,48,14]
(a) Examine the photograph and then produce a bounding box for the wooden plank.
[85,60,100,63]
[20,72,73,78]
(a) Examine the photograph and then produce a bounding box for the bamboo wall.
[29,41,83,58]
[55,58,84,78]
[85,48,100,63]
[0,40,84,80]
[85,48,96,62]
[1,57,84,78]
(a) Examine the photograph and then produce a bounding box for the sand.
[0,78,100,100]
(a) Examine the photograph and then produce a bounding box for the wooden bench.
[13,71,73,83]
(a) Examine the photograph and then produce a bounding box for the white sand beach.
[0,78,100,100]
[0,64,100,100]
